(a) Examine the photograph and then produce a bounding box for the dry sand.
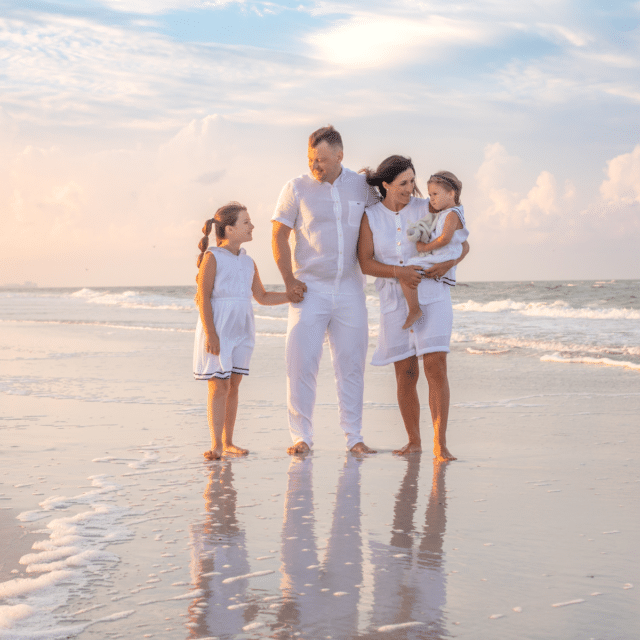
[0,323,638,639]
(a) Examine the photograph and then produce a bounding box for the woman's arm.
[197,252,220,355]
[252,263,290,305]
[357,214,423,288]
[416,210,462,254]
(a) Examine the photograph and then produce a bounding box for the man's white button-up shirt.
[272,166,379,295]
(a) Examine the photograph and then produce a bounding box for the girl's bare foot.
[287,441,310,455]
[224,444,249,455]
[402,309,423,330]
[433,445,456,462]
[392,442,422,455]
[203,448,223,461]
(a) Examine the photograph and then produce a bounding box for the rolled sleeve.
[272,180,299,228]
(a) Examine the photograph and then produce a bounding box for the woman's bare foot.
[287,441,310,455]
[402,309,423,330]
[392,442,422,455]
[224,443,249,456]
[433,445,456,462]
[350,442,377,455]
[203,448,222,461]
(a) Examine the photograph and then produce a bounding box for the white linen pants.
[285,291,368,450]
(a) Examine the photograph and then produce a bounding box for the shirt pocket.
[348,200,365,227]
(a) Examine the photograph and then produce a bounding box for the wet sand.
[0,323,638,639]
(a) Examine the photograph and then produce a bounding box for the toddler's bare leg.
[399,280,423,329]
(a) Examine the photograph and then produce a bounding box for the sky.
[1,0,639,286]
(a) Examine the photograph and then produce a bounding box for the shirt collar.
[308,164,345,185]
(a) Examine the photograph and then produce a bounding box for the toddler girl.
[400,171,469,329]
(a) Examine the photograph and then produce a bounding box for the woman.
[358,156,469,461]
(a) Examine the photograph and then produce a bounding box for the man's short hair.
[309,125,343,150]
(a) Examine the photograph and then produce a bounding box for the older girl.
[194,202,289,460]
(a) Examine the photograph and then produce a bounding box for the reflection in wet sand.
[274,455,364,639]
[369,458,448,639]
[187,463,255,638]
[186,457,448,639]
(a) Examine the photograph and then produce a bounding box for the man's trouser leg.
[326,294,368,450]
[285,294,331,447]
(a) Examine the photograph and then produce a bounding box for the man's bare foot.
[349,442,377,455]
[287,441,310,455]
[203,448,222,461]
[433,445,456,462]
[224,444,249,456]
[392,442,422,455]
[402,309,423,330]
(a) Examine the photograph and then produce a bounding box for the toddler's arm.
[196,252,220,355]
[252,264,290,305]
[416,210,462,254]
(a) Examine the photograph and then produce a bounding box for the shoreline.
[1,322,638,639]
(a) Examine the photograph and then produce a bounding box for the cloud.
[473,143,574,237]
[95,0,244,14]
[306,14,493,69]
[600,144,640,204]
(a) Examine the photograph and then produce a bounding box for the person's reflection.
[273,454,363,639]
[369,458,448,639]
[187,462,255,638]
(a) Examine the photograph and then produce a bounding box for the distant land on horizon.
[1,281,38,289]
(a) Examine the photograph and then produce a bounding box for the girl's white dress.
[193,247,256,380]
[366,197,465,366]
[407,206,469,287]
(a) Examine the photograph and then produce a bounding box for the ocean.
[1,279,638,639]
[2,279,638,371]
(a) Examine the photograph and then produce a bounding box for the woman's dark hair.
[196,201,247,268]
[360,155,422,199]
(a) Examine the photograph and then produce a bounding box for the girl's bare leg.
[205,378,230,460]
[423,352,456,461]
[399,281,423,330]
[393,356,422,454]
[222,373,248,455]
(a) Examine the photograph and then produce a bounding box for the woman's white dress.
[366,197,465,366]
[193,247,256,380]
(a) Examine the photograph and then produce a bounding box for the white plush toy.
[406,211,439,257]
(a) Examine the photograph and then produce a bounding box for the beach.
[0,282,638,639]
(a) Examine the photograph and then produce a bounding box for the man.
[272,125,377,454]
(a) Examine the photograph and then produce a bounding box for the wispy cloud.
[306,14,493,69]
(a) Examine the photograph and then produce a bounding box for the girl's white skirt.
[193,298,255,380]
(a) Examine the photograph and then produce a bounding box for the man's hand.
[285,278,307,303]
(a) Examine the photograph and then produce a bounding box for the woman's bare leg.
[222,373,248,455]
[393,356,422,454]
[423,352,456,461]
[205,378,230,460]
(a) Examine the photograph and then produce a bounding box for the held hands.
[205,333,220,355]
[396,265,423,288]
[285,278,307,303]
